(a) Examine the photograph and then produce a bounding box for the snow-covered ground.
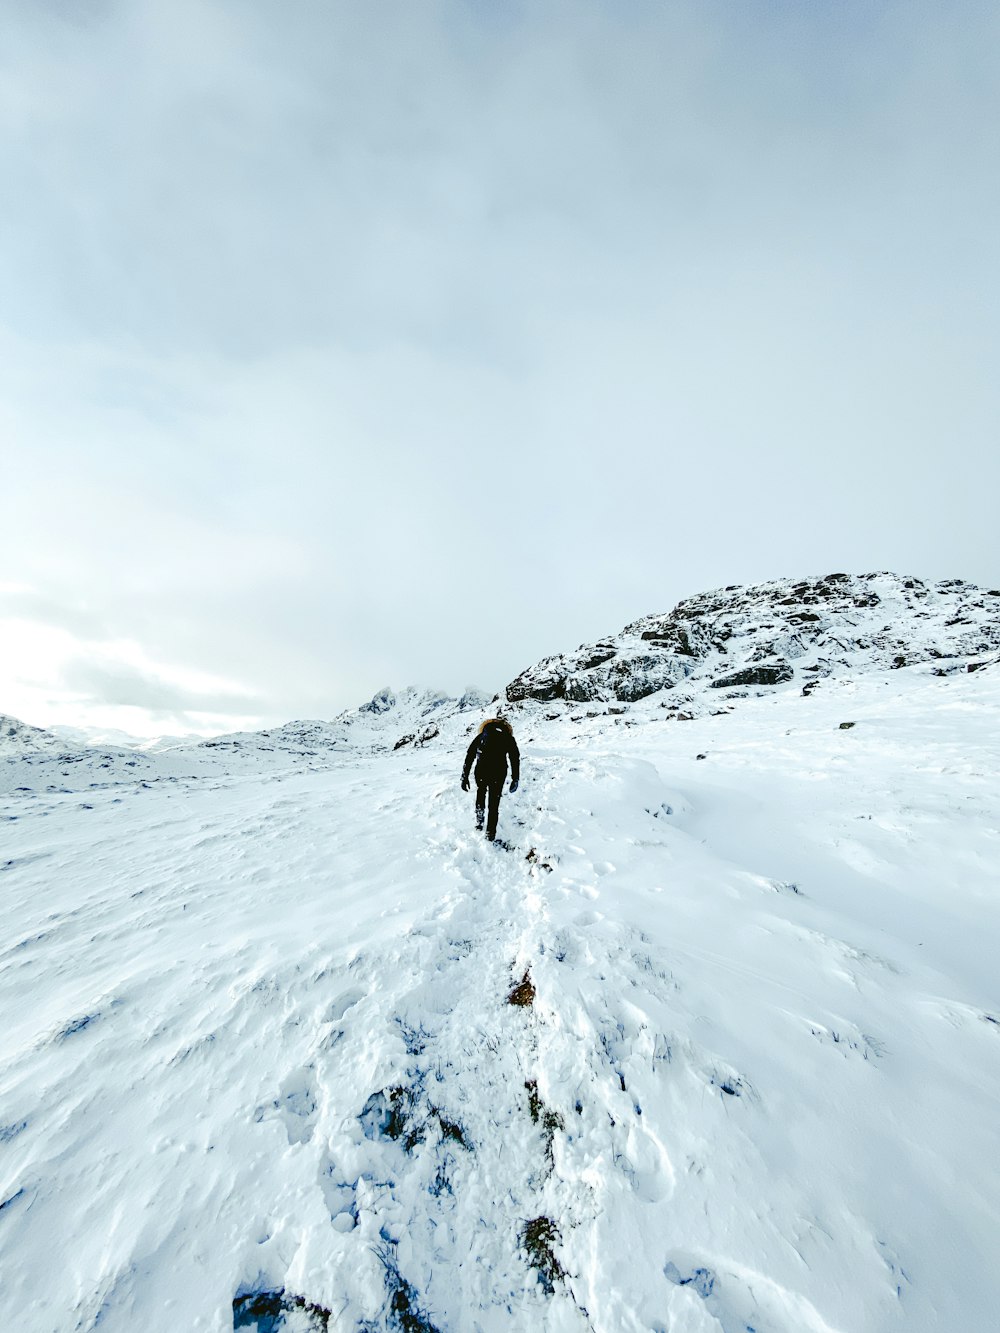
[2,590,999,1332]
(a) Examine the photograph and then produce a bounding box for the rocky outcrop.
[0,715,71,756]
[360,686,396,716]
[503,573,1000,711]
[710,663,794,689]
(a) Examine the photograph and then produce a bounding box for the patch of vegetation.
[395,1019,430,1055]
[524,1079,543,1123]
[55,1012,100,1041]
[368,1246,443,1333]
[232,1288,330,1332]
[710,1070,754,1100]
[388,1280,440,1333]
[520,1216,566,1296]
[507,968,535,1007]
[364,1078,469,1158]
[432,1109,469,1149]
[524,1080,563,1168]
[384,1087,424,1152]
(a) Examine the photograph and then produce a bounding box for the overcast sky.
[3,0,998,737]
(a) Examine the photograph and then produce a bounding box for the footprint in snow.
[318,1152,357,1230]
[613,1118,674,1203]
[663,1253,829,1333]
[324,989,364,1023]
[256,1067,319,1145]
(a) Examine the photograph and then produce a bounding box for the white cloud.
[0,594,260,737]
[2,0,998,732]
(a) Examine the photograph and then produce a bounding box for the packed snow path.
[2,670,999,1331]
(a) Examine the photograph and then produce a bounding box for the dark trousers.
[475,772,504,840]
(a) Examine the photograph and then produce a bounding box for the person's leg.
[475,777,487,832]
[486,777,503,841]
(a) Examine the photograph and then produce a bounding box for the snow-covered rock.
[0,714,73,756]
[504,572,1000,711]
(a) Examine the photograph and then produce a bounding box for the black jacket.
[463,722,520,785]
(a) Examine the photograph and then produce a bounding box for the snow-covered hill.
[505,572,1000,711]
[0,688,492,797]
[2,574,999,1332]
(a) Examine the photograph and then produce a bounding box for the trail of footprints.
[236,843,773,1332]
[237,775,897,1333]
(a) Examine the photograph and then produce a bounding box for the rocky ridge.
[206,685,492,759]
[503,572,1000,714]
[5,573,999,795]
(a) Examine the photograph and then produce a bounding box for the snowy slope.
[2,576,999,1333]
[505,572,1000,710]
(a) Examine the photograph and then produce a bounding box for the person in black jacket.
[461,716,520,842]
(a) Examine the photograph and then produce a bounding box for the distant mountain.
[200,685,492,760]
[6,571,999,794]
[0,715,71,755]
[0,686,493,795]
[504,572,1000,714]
[48,724,207,752]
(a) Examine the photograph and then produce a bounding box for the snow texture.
[1,574,999,1332]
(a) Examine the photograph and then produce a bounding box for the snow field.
[1,665,999,1331]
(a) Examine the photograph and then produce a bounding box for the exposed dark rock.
[505,665,567,704]
[360,687,395,715]
[640,623,698,655]
[710,663,794,689]
[574,644,617,671]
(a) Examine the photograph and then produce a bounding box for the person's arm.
[507,734,520,789]
[461,735,480,788]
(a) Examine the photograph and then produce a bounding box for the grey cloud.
[0,589,109,641]
[59,656,255,715]
[5,0,994,361]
